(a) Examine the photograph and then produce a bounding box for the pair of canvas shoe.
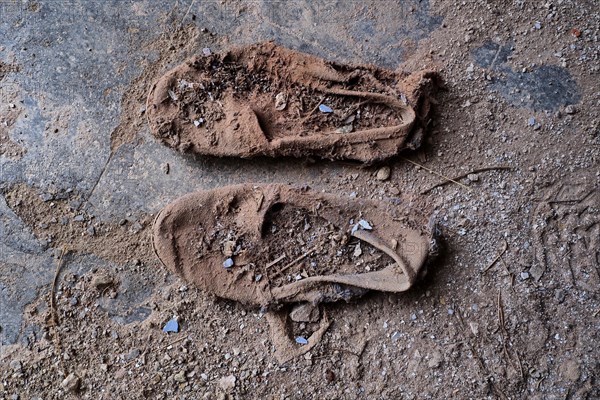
[148,42,440,362]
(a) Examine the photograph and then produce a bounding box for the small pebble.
[219,375,236,391]
[173,370,187,383]
[520,271,530,280]
[61,373,80,393]
[376,166,391,181]
[223,258,234,268]
[391,331,401,341]
[9,360,21,372]
[202,47,211,56]
[467,173,479,182]
[528,117,536,126]
[564,105,577,114]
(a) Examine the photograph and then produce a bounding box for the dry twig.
[401,157,472,192]
[482,239,508,273]
[421,166,512,194]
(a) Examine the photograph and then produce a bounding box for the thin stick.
[179,0,196,27]
[300,96,324,125]
[50,246,68,376]
[482,239,508,273]
[273,247,317,277]
[401,157,472,192]
[497,291,506,333]
[164,335,187,349]
[421,166,512,194]
[266,254,287,269]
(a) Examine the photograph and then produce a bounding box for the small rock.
[73,215,85,222]
[61,373,80,392]
[173,370,187,383]
[564,105,577,115]
[274,92,287,111]
[528,117,536,126]
[91,274,113,290]
[202,47,212,56]
[319,104,333,113]
[376,166,391,181]
[125,348,141,361]
[335,124,354,134]
[534,21,542,30]
[467,173,479,182]
[86,225,96,236]
[219,375,236,391]
[131,222,143,234]
[353,243,362,257]
[9,360,21,372]
[466,63,474,73]
[223,240,236,257]
[223,258,234,268]
[391,331,401,341]
[161,163,170,174]
[520,271,530,280]
[428,351,443,369]
[325,369,335,382]
[290,303,320,323]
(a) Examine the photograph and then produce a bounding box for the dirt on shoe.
[146,42,440,163]
[151,183,435,308]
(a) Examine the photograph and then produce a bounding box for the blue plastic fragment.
[358,219,373,230]
[352,219,373,234]
[295,336,308,345]
[223,258,234,268]
[163,318,179,333]
[319,104,333,113]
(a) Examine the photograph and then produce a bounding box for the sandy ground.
[0,1,599,399]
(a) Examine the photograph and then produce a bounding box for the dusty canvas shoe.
[152,183,436,363]
[146,42,439,163]
[152,183,434,306]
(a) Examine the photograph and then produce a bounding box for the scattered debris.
[275,92,287,111]
[163,318,179,333]
[318,104,333,113]
[352,219,373,234]
[295,336,308,345]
